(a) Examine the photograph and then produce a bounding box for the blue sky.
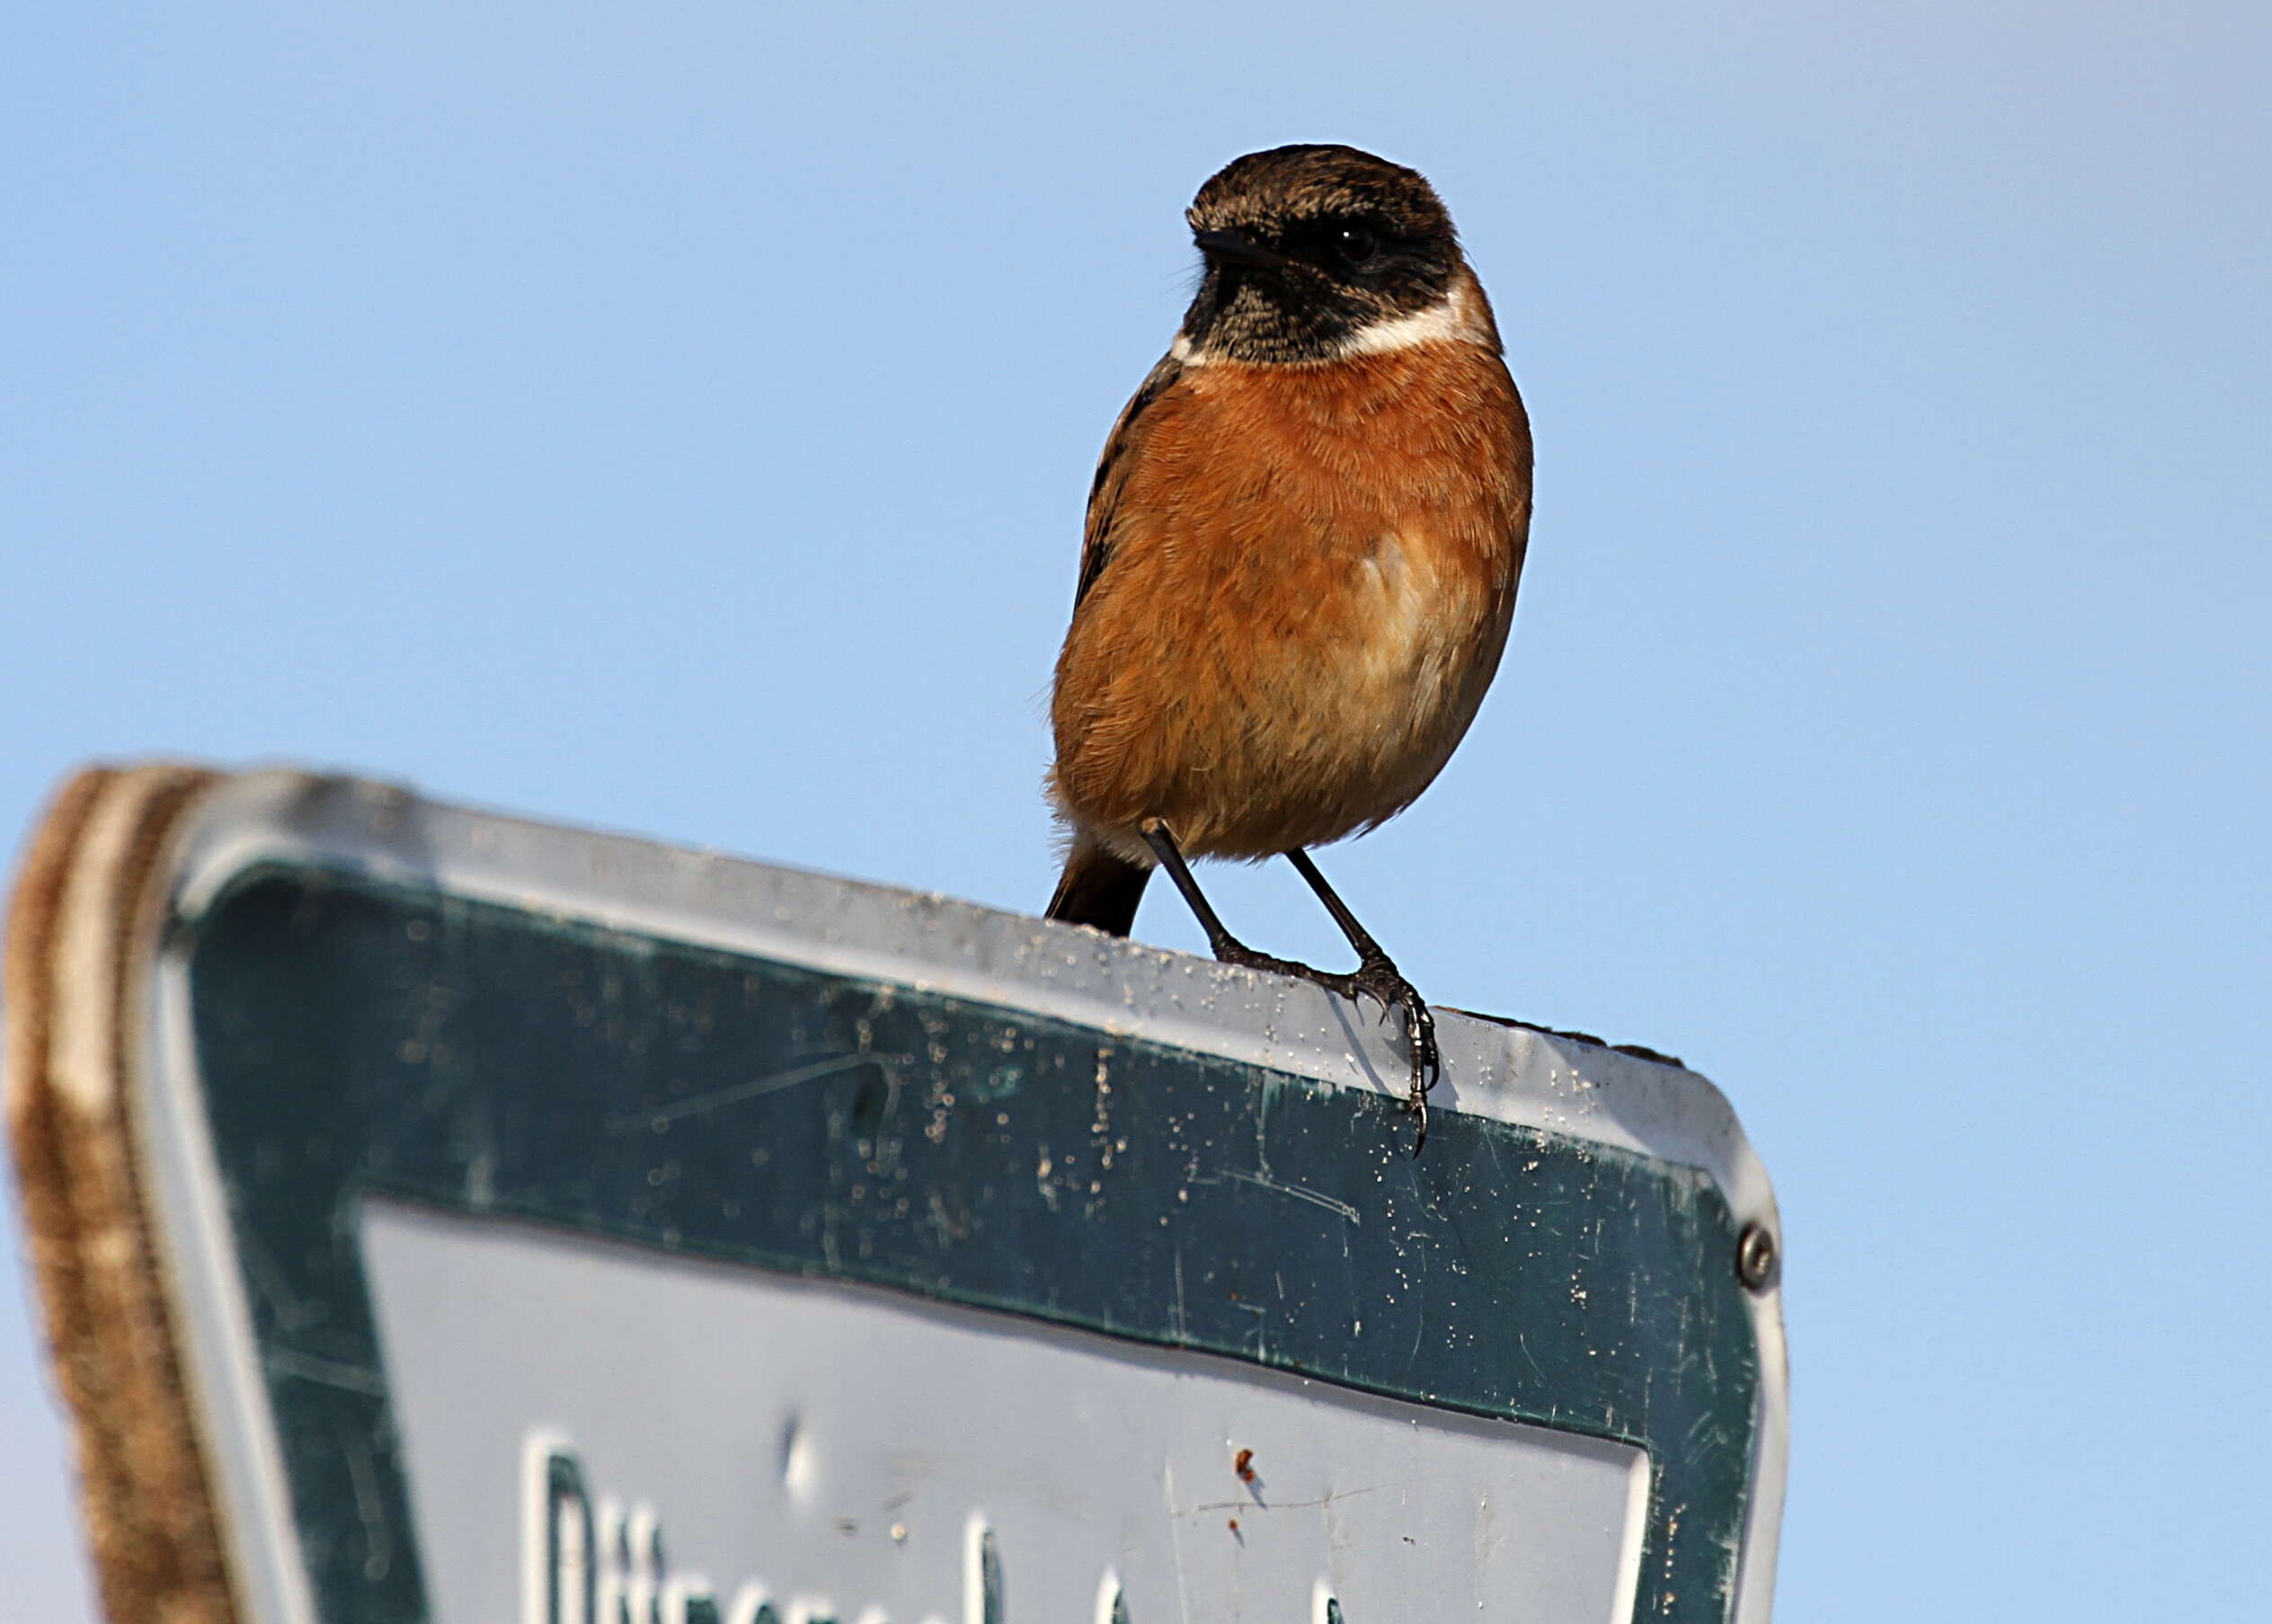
[4,3,2268,1617]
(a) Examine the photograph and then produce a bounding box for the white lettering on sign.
[525,1436,1148,1624]
[366,1200,1648,1624]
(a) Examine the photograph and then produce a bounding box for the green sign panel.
[5,768,1786,1624]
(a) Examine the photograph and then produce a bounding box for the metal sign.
[5,766,1786,1624]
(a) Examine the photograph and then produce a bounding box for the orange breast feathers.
[1050,337,1532,863]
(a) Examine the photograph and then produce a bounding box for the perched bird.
[1044,144,1531,1145]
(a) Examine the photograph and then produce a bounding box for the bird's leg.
[1139,822,1307,976]
[1283,848,1440,1140]
[1140,823,1439,1154]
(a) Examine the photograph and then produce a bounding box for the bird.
[1043,144,1531,1148]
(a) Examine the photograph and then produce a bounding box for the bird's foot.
[1211,941,1440,1155]
[1348,953,1440,1099]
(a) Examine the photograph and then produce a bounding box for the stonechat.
[1044,145,1531,1148]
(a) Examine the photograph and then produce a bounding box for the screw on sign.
[1738,1222,1779,1291]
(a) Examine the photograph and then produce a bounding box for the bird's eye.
[1336,225,1379,266]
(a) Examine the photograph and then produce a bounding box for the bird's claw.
[1347,956,1440,1155]
[1211,942,1441,1156]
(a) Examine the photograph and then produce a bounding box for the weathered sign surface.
[5,766,1786,1624]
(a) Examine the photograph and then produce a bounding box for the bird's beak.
[1193,228,1286,271]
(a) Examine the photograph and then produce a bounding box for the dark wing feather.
[1074,351,1184,609]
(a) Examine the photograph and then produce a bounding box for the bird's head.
[1178,144,1494,364]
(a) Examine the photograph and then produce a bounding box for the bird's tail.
[1045,843,1150,936]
